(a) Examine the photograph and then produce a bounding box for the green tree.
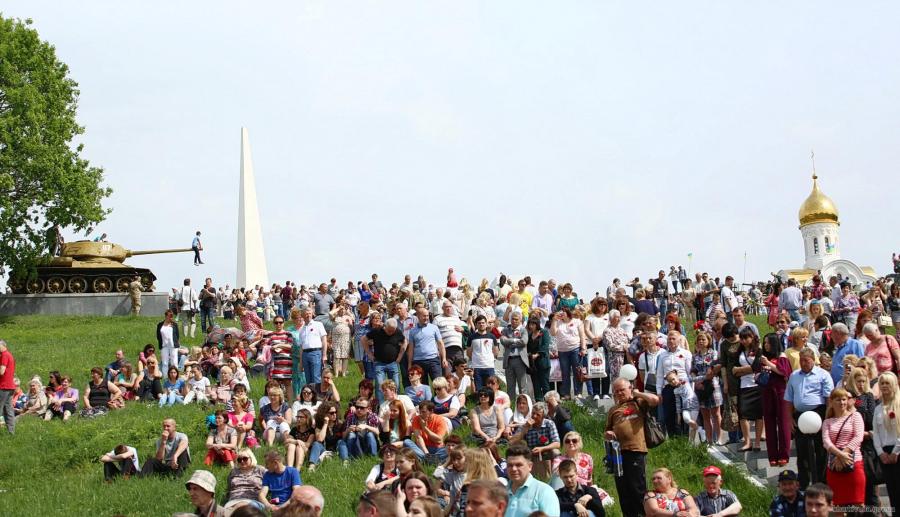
[0,15,111,280]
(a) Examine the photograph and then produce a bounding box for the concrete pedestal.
[0,292,169,316]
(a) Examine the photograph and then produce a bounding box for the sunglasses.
[565,438,579,444]
[237,457,250,463]
[274,321,285,325]
[328,410,337,414]
[356,405,369,410]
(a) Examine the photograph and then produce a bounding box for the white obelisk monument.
[236,128,269,289]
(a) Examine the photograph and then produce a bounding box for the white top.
[433,315,465,350]
[379,394,416,419]
[106,446,140,471]
[292,400,321,416]
[469,334,498,369]
[620,312,638,339]
[493,390,511,410]
[159,325,174,349]
[873,403,900,455]
[738,352,758,389]
[655,348,693,394]
[179,286,198,311]
[188,376,210,393]
[300,321,328,350]
[455,374,472,397]
[721,285,738,312]
[585,314,610,341]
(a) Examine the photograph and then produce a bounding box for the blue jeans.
[159,392,183,407]
[363,357,376,381]
[413,357,443,385]
[787,309,800,323]
[402,439,447,464]
[657,297,668,318]
[302,349,323,385]
[561,512,597,517]
[200,306,215,333]
[558,349,581,398]
[374,362,401,405]
[274,303,283,319]
[308,442,326,464]
[473,368,495,391]
[337,440,350,460]
[345,431,378,458]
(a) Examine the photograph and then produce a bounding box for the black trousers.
[192,246,201,264]
[614,450,647,517]
[793,406,827,489]
[103,460,137,481]
[139,451,190,477]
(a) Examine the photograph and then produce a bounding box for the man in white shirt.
[530,281,554,327]
[300,307,329,385]
[178,278,198,338]
[720,276,739,325]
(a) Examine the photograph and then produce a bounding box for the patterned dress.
[266,330,294,381]
[331,316,353,359]
[690,349,722,408]
[601,326,629,382]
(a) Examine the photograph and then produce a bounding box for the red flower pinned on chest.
[704,356,712,364]
[578,458,589,468]
[855,399,863,408]
[677,354,684,360]
[416,390,424,398]
[539,435,549,444]
[890,411,897,420]
[622,407,636,416]
[514,331,521,338]
[386,472,397,479]
[656,498,668,510]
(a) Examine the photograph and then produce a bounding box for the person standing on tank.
[192,231,204,266]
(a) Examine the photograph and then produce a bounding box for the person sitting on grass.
[183,365,210,405]
[405,400,449,465]
[340,396,381,465]
[45,375,78,421]
[228,395,258,448]
[378,379,416,420]
[224,448,267,512]
[293,385,321,416]
[160,366,186,407]
[205,409,238,468]
[504,443,560,516]
[136,356,164,402]
[140,418,190,477]
[285,408,315,469]
[209,365,235,406]
[509,401,560,480]
[105,349,126,382]
[17,377,48,418]
[183,470,229,517]
[555,459,607,517]
[308,401,343,472]
[81,366,124,417]
[259,450,303,513]
[366,444,401,494]
[505,393,533,438]
[769,469,804,517]
[138,344,156,371]
[693,465,742,517]
[312,367,341,403]
[260,386,293,446]
[380,398,412,448]
[406,365,432,407]
[100,443,140,482]
[396,471,437,516]
[443,448,500,517]
[470,387,506,453]
[431,376,462,429]
[113,362,139,401]
[227,382,254,413]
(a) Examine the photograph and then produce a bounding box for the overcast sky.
[5,1,898,293]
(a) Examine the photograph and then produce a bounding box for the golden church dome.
[798,174,839,226]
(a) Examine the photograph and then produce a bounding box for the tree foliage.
[0,15,111,278]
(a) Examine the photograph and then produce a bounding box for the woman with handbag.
[874,372,900,513]
[690,331,723,445]
[822,388,866,513]
[862,322,900,376]
[844,367,881,514]
[732,328,764,452]
[758,333,793,466]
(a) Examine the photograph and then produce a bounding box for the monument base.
[0,292,169,317]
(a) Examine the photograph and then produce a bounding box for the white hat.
[185,470,216,494]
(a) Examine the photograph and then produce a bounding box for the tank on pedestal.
[7,241,192,294]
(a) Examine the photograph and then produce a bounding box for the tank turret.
[8,240,192,295]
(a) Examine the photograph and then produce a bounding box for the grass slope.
[0,314,780,516]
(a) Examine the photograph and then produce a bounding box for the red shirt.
[0,350,15,390]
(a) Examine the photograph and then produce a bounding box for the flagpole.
[743,251,748,286]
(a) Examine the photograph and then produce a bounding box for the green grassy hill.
[0,314,776,516]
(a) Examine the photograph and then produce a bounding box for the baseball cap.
[778,470,798,482]
[185,469,217,493]
[702,465,722,477]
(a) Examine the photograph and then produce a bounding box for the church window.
[813,237,819,254]
[825,236,831,253]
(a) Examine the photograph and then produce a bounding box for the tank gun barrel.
[128,248,193,257]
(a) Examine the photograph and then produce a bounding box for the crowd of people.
[1,267,899,516]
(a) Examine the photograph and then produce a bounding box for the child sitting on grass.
[183,366,210,405]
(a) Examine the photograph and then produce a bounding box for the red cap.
[702,466,722,477]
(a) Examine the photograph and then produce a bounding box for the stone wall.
[0,292,169,316]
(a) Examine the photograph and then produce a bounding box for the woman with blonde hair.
[845,367,881,513]
[643,467,700,517]
[224,448,266,511]
[445,448,497,517]
[857,356,882,399]
[874,372,900,511]
[784,327,813,370]
[822,387,866,512]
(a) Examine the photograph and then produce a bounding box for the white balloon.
[798,411,822,434]
[620,364,638,381]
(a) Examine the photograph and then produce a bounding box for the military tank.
[7,241,192,294]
